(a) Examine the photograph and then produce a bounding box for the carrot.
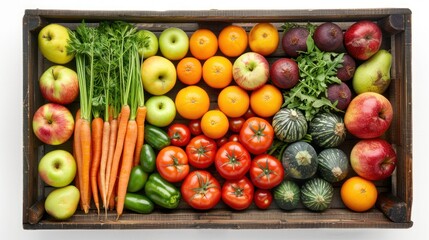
[90,117,103,215]
[104,118,118,208]
[69,22,96,214]
[133,106,147,166]
[106,105,130,209]
[116,120,138,219]
[73,110,84,210]
[99,121,111,216]
[109,181,117,211]
[80,119,92,214]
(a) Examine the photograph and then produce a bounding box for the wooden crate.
[22,8,412,229]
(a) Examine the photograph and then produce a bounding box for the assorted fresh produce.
[34,17,399,221]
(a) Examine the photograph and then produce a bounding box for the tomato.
[186,135,217,169]
[249,154,284,189]
[239,117,274,155]
[188,119,202,136]
[243,107,256,119]
[167,123,191,147]
[215,141,251,180]
[253,188,273,209]
[216,136,229,148]
[228,134,239,143]
[181,170,221,210]
[156,146,190,183]
[222,176,254,210]
[229,117,245,133]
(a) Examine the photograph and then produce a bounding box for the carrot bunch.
[67,21,146,220]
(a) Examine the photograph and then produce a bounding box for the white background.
[1,0,426,239]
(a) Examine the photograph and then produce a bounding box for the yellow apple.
[141,56,176,95]
[38,23,74,64]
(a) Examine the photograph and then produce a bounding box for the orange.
[201,110,229,139]
[248,23,279,56]
[175,85,210,120]
[176,57,202,85]
[340,176,378,212]
[189,29,218,60]
[202,56,233,89]
[250,84,283,118]
[218,25,248,57]
[218,85,250,118]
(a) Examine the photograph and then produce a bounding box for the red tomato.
[181,170,221,210]
[243,107,256,119]
[167,123,191,147]
[156,146,190,183]
[186,135,217,169]
[249,154,284,189]
[229,117,245,133]
[253,188,273,209]
[239,117,274,155]
[228,134,239,142]
[215,141,251,180]
[188,119,202,136]
[216,136,229,147]
[222,176,254,210]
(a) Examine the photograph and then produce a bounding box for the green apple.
[45,185,80,220]
[137,29,159,59]
[141,56,177,95]
[38,23,74,64]
[159,27,189,60]
[38,149,76,188]
[146,95,176,127]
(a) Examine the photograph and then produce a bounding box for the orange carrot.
[73,110,84,210]
[104,118,118,208]
[90,117,103,215]
[97,170,104,209]
[80,118,92,214]
[116,119,138,219]
[99,121,111,216]
[109,181,117,211]
[133,106,147,166]
[106,105,130,209]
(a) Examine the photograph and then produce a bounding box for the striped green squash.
[301,178,333,212]
[273,180,301,211]
[272,108,308,143]
[308,112,346,148]
[282,141,318,180]
[317,148,349,183]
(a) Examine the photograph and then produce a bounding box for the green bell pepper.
[144,173,181,209]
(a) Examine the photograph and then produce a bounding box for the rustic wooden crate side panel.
[23,8,413,229]
[22,13,44,225]
[395,12,413,221]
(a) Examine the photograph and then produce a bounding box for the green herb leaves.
[282,27,344,121]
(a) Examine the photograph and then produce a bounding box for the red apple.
[32,103,75,145]
[344,20,382,61]
[344,92,393,139]
[39,65,79,105]
[232,52,269,91]
[350,138,397,181]
[269,58,299,89]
